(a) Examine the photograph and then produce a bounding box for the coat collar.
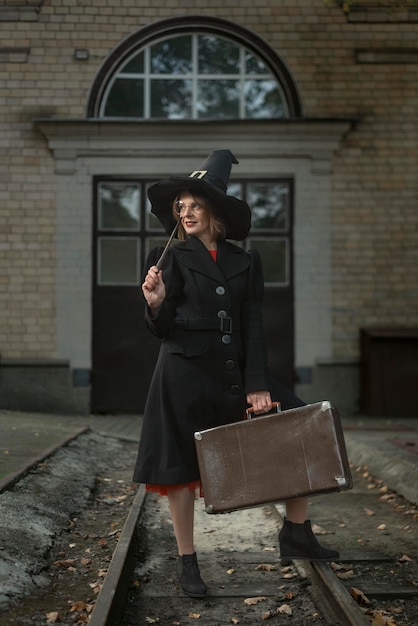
[173,237,249,282]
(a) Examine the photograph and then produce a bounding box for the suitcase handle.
[245,401,281,420]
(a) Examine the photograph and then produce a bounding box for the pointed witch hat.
[148,150,251,241]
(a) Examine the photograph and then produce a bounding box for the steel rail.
[88,485,147,626]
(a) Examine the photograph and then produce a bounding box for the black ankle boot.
[279,518,339,562]
[176,552,207,598]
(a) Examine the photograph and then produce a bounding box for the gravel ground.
[0,432,139,626]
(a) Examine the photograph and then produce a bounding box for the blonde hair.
[172,192,226,242]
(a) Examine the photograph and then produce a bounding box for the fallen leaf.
[336,569,354,580]
[387,605,403,614]
[377,524,386,531]
[53,559,77,568]
[277,603,292,615]
[231,618,239,624]
[262,547,276,552]
[282,572,297,579]
[369,609,397,625]
[188,612,201,619]
[145,618,160,624]
[261,610,273,620]
[46,612,60,624]
[364,508,375,516]
[244,596,267,605]
[226,568,235,575]
[255,563,276,571]
[398,554,412,563]
[70,601,88,612]
[350,586,370,606]
[97,538,108,547]
[311,523,328,535]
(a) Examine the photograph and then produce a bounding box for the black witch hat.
[148,150,251,241]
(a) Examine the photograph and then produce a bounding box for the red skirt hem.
[146,480,204,497]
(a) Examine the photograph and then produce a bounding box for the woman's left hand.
[246,390,272,415]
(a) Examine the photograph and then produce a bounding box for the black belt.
[174,315,238,334]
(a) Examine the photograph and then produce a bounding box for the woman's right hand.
[142,265,166,313]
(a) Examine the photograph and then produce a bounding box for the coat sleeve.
[143,248,182,338]
[241,249,270,394]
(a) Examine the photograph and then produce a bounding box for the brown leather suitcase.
[194,401,352,514]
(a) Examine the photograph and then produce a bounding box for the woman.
[133,150,338,599]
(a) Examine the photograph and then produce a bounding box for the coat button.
[225,359,236,370]
[230,385,241,395]
[216,286,225,295]
[221,335,231,344]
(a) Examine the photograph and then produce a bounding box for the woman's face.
[177,191,212,242]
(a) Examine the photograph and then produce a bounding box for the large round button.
[230,385,241,395]
[225,359,236,370]
[216,286,225,295]
[221,335,231,344]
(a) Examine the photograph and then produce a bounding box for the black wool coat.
[133,236,302,486]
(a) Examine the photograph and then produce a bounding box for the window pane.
[151,36,192,74]
[98,238,139,285]
[98,184,140,230]
[247,238,288,285]
[197,79,239,118]
[150,79,192,118]
[145,236,173,261]
[226,182,243,200]
[198,35,240,74]
[244,80,285,118]
[248,183,289,230]
[104,78,143,117]
[245,51,269,75]
[122,51,144,74]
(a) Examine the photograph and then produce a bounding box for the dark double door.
[91,176,295,414]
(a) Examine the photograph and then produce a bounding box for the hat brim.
[148,176,251,241]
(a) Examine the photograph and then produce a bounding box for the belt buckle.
[220,315,232,334]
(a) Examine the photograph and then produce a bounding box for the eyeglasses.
[175,201,204,215]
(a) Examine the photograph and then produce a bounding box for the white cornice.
[34,118,356,175]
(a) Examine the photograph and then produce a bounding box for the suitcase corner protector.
[194,431,202,441]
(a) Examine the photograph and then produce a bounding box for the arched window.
[89,18,301,119]
[100,33,288,120]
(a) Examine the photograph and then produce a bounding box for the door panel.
[91,175,294,413]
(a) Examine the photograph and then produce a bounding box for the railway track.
[89,488,418,626]
[0,429,416,625]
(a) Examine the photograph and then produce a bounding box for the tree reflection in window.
[248,183,289,230]
[98,184,140,230]
[101,33,288,119]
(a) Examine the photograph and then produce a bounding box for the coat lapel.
[175,237,249,283]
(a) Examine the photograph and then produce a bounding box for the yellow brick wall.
[1,0,417,359]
